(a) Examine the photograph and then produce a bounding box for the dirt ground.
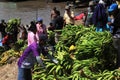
[0,59,18,80]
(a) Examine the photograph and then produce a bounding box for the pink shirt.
[27,31,37,46]
[36,23,47,41]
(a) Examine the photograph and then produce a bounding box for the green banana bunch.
[5,18,21,33]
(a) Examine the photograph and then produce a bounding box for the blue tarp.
[0,39,2,46]
[0,32,2,46]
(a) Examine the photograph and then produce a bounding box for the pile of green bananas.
[0,49,22,65]
[0,39,26,65]
[32,24,118,80]
[5,18,21,33]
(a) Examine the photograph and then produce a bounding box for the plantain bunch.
[0,49,22,65]
[5,18,21,33]
[32,24,118,80]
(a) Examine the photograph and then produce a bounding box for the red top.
[74,13,85,20]
[2,35,9,45]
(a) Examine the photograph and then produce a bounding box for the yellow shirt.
[63,10,74,25]
[116,1,120,9]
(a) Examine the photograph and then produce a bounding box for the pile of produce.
[0,39,27,65]
[32,25,120,80]
[0,23,119,80]
[5,18,20,33]
[0,18,26,66]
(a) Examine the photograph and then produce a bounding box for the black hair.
[30,21,36,25]
[49,22,53,26]
[54,10,60,16]
[28,21,36,33]
[1,19,4,21]
[53,7,56,11]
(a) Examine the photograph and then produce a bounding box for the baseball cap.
[108,3,118,12]
[37,17,43,22]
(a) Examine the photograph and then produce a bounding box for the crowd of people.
[47,0,120,36]
[0,0,115,48]
[72,0,120,34]
[0,0,120,48]
[0,0,120,80]
[17,19,58,80]
[17,0,120,79]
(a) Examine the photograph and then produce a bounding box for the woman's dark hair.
[53,7,56,11]
[28,21,36,33]
[30,21,36,26]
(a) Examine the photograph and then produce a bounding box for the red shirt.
[74,13,85,20]
[2,35,9,45]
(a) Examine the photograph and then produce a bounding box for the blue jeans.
[18,67,32,80]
